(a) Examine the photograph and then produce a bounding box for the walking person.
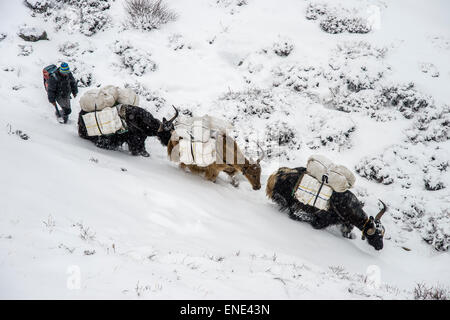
[45,62,78,123]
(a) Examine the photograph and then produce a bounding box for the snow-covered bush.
[70,61,94,87]
[79,0,111,36]
[306,113,356,151]
[305,2,327,20]
[263,121,300,160]
[58,41,80,57]
[24,0,53,13]
[355,145,414,187]
[390,194,450,252]
[216,0,248,15]
[0,33,6,41]
[419,62,440,78]
[306,3,371,34]
[356,144,449,191]
[219,88,280,120]
[405,104,450,143]
[124,0,177,31]
[335,41,387,60]
[43,0,111,36]
[422,150,449,191]
[328,88,397,121]
[18,44,33,56]
[320,15,370,34]
[272,63,323,92]
[382,83,434,119]
[343,62,384,93]
[113,41,157,76]
[167,33,192,50]
[124,82,167,112]
[273,37,294,57]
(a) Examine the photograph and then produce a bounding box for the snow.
[0,0,449,299]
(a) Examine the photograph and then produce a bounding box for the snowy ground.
[0,0,449,299]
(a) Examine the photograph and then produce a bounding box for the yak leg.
[340,223,356,239]
[95,135,123,150]
[223,166,239,187]
[128,133,149,156]
[204,166,220,182]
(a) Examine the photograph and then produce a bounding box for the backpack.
[43,64,58,91]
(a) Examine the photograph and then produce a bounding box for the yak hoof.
[230,178,239,188]
[132,150,150,157]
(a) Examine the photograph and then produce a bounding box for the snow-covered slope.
[0,0,449,299]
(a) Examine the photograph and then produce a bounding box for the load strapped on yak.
[294,155,356,211]
[80,85,139,136]
[172,115,233,167]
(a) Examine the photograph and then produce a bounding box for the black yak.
[78,105,178,157]
[266,167,387,250]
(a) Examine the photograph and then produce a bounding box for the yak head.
[241,144,265,190]
[157,106,179,146]
[362,200,387,251]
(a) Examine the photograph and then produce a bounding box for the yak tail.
[266,171,278,199]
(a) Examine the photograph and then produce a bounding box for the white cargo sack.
[306,155,355,192]
[174,115,232,140]
[173,115,230,167]
[295,173,333,211]
[117,88,139,106]
[178,137,217,167]
[79,86,120,112]
[82,107,124,136]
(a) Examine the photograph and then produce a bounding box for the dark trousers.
[56,96,72,119]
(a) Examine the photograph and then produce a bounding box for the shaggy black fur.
[270,167,384,250]
[78,105,172,156]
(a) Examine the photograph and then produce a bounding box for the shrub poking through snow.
[18,44,34,56]
[263,121,299,160]
[355,145,415,187]
[216,0,248,15]
[356,144,449,192]
[306,2,372,34]
[273,37,294,57]
[113,41,157,76]
[124,82,167,111]
[306,113,356,151]
[124,0,177,31]
[414,283,449,300]
[273,63,323,92]
[34,0,111,36]
[24,0,53,14]
[219,88,278,119]
[382,83,434,119]
[70,61,94,88]
[390,194,450,252]
[59,41,80,57]
[405,104,450,143]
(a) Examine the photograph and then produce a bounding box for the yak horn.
[168,105,179,124]
[257,143,265,163]
[375,200,387,221]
